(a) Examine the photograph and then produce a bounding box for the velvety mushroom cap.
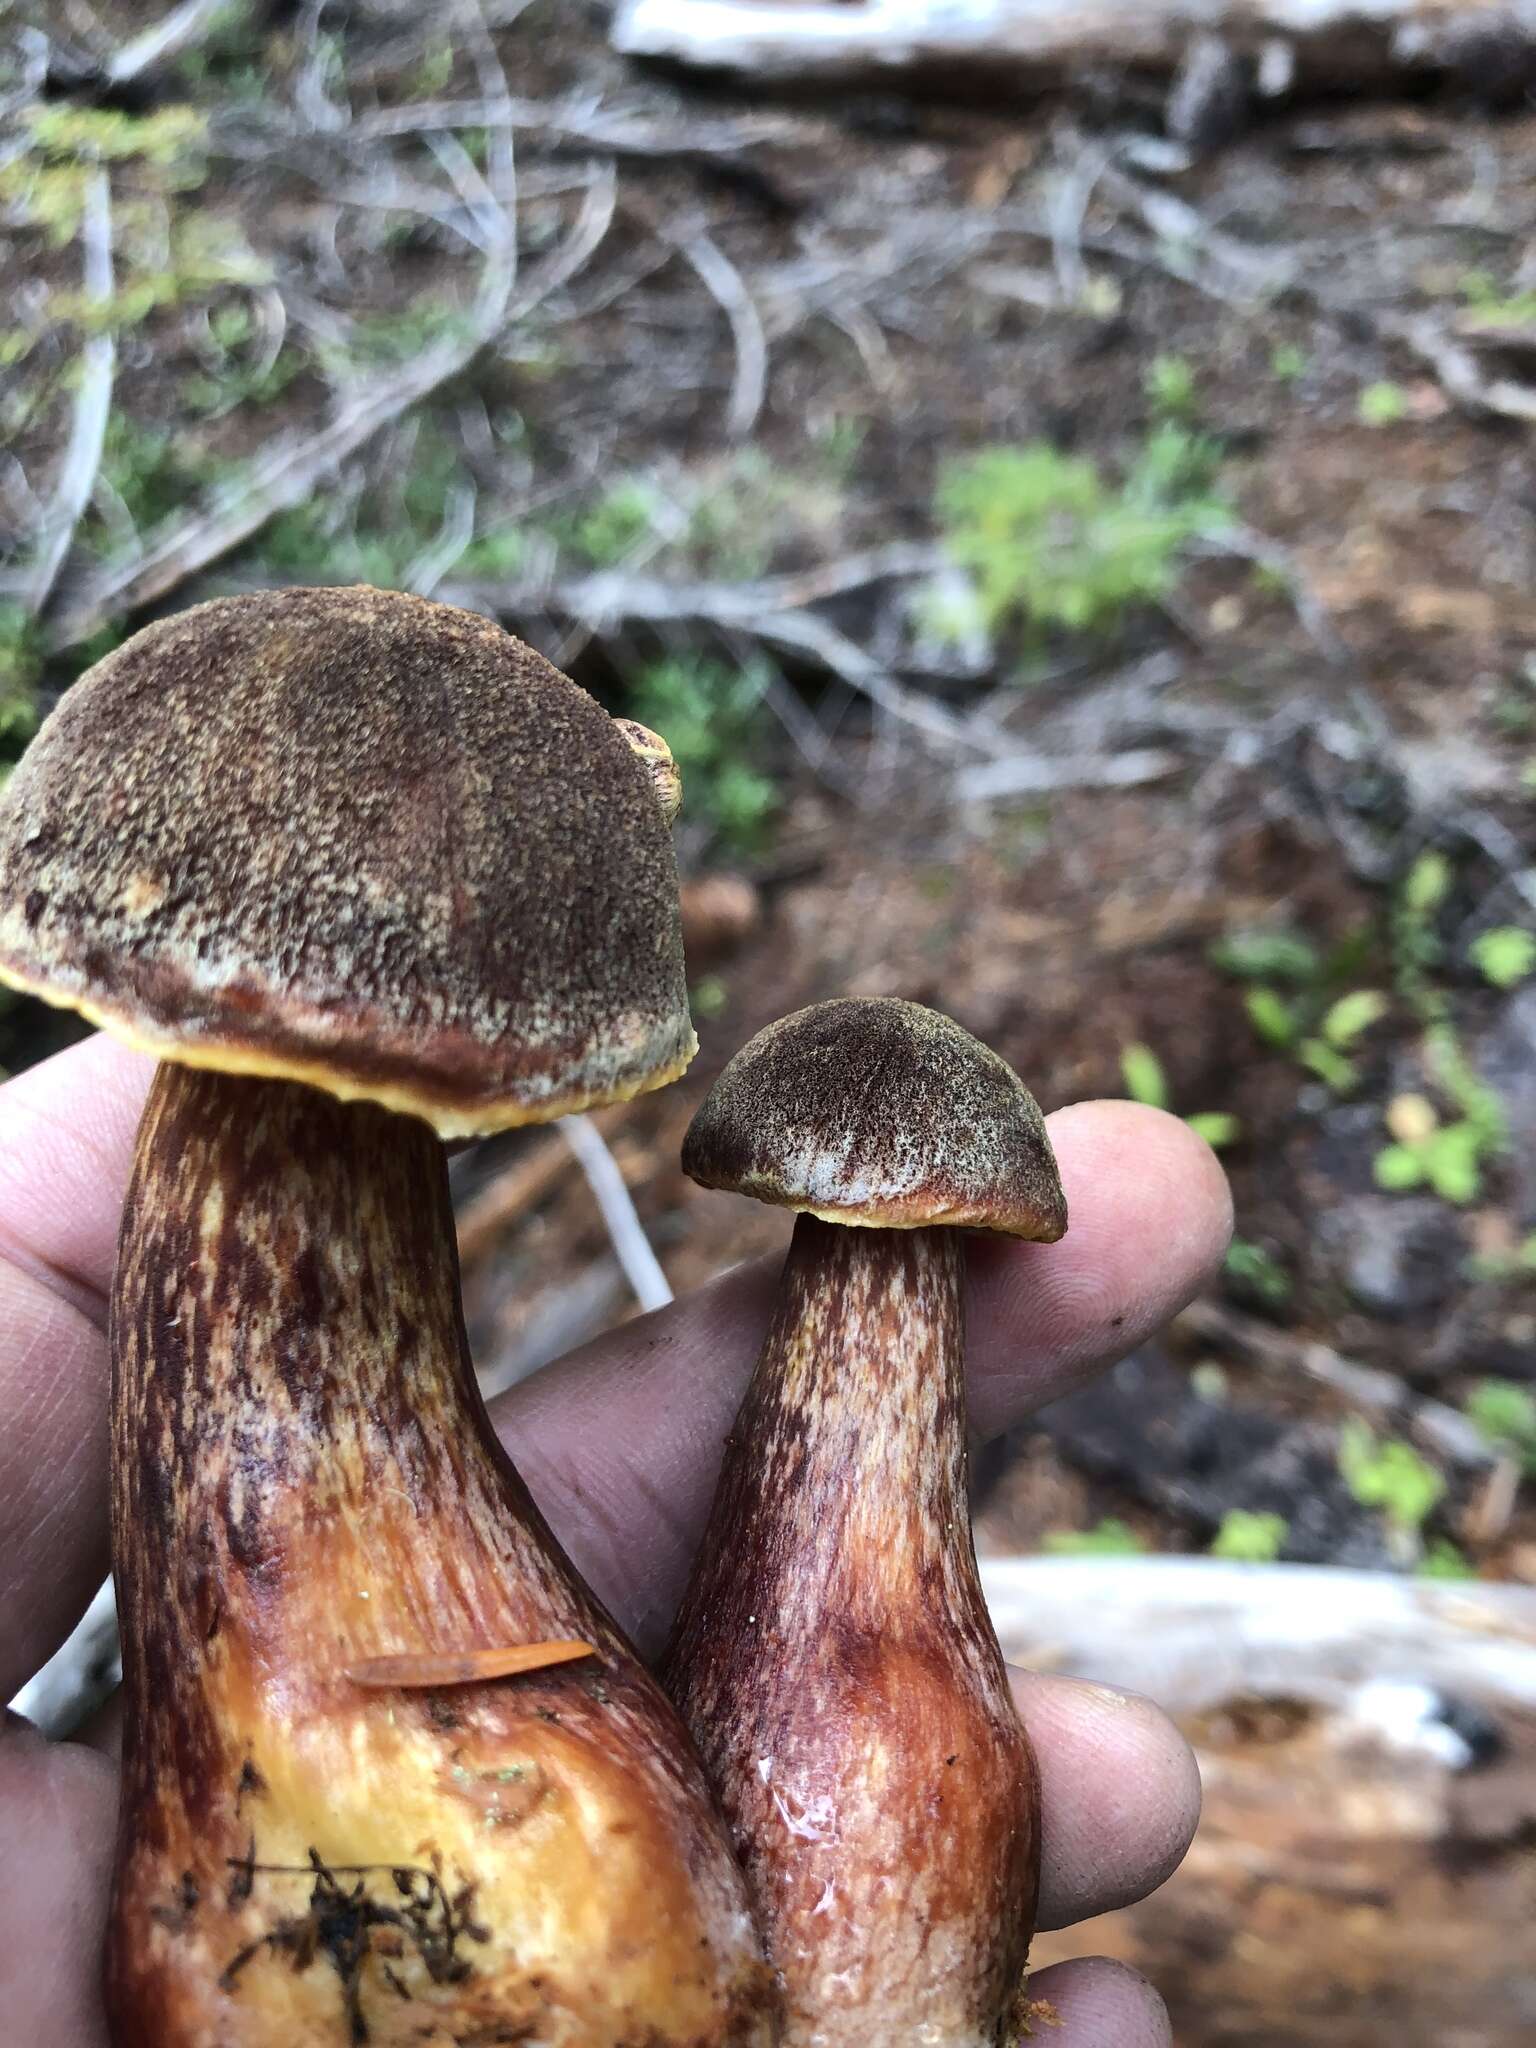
[682,997,1066,1238]
[0,586,695,1136]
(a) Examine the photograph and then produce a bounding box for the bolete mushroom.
[0,587,773,2046]
[666,996,1068,2046]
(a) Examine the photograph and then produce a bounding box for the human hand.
[0,1031,1231,2046]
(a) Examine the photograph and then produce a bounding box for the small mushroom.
[0,587,771,2046]
[666,997,1068,2046]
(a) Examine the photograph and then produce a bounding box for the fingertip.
[1024,1955,1172,2047]
[1011,1671,1202,1929]
[1048,1097,1235,1290]
[966,1098,1232,1431]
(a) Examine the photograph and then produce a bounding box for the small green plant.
[554,478,664,569]
[1119,1044,1240,1149]
[1417,1538,1476,1581]
[1338,1421,1444,1558]
[1145,354,1197,418]
[686,448,847,581]
[625,659,777,856]
[1466,1232,1536,1284]
[1241,983,1387,1094]
[935,426,1230,645]
[1209,927,1323,984]
[0,604,42,786]
[1223,1239,1293,1311]
[1043,1519,1146,1557]
[1120,1044,1170,1110]
[1471,926,1536,990]
[1269,343,1308,382]
[1392,849,1452,1011]
[1374,1024,1506,1204]
[1459,270,1536,327]
[1463,1380,1536,1475]
[1210,1510,1288,1563]
[89,414,223,543]
[1359,381,1409,428]
[1212,922,1387,1096]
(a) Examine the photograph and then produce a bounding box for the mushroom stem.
[665,1215,1040,2047]
[107,1064,769,2047]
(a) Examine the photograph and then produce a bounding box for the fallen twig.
[559,1112,673,1313]
[105,0,226,86]
[25,166,113,617]
[677,231,770,439]
[1179,1298,1496,1473]
[455,1105,630,1266]
[447,553,992,756]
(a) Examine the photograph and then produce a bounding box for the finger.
[500,1102,1232,1650]
[966,1100,1234,1438]
[0,1038,152,1697]
[0,1716,115,2047]
[1024,1957,1172,2048]
[1015,1672,1201,1930]
[0,1033,153,1320]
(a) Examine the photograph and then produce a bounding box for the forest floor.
[4,4,1536,2039]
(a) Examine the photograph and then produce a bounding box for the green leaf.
[1359,381,1408,427]
[1244,987,1298,1049]
[1421,1123,1483,1205]
[1417,1538,1476,1581]
[1120,1044,1170,1111]
[1043,1519,1146,1557]
[1463,1379,1536,1468]
[1210,1510,1288,1563]
[1208,928,1322,984]
[1403,849,1452,915]
[1374,1144,1426,1191]
[1470,926,1536,990]
[1322,990,1389,1048]
[1337,1423,1445,1532]
[1223,1239,1292,1309]
[1186,1112,1241,1149]
[1298,1038,1358,1094]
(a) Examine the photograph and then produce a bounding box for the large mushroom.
[666,997,1068,2046]
[0,587,773,2046]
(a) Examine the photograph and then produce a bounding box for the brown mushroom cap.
[682,997,1066,1238]
[0,587,695,1136]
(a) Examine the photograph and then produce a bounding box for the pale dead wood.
[983,1555,1536,1711]
[613,0,1536,93]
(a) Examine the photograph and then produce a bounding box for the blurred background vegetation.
[5,3,1536,2037]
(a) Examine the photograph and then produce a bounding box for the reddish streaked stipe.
[345,1640,598,1689]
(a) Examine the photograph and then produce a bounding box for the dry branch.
[106,0,226,87]
[559,1112,673,1312]
[1179,1298,1496,1472]
[24,167,113,617]
[614,0,1536,96]
[447,555,991,755]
